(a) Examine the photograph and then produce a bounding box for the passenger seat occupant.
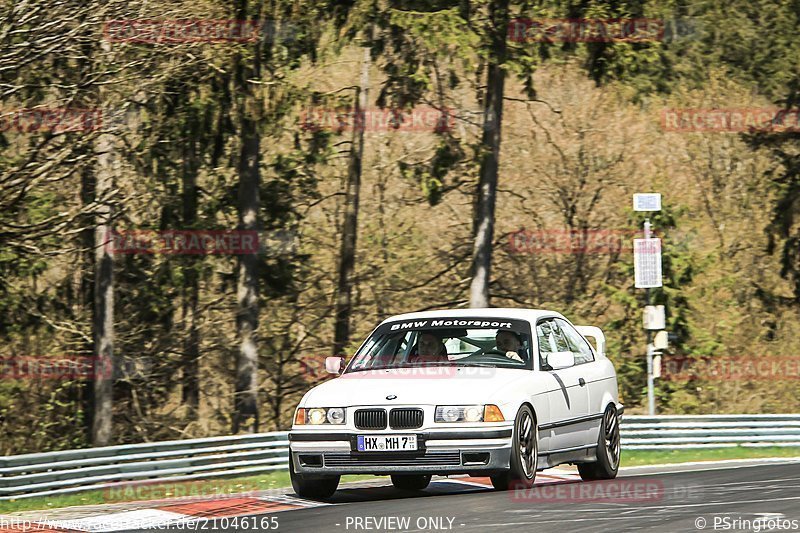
[496,331,525,363]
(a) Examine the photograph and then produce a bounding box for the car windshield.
[346,316,533,372]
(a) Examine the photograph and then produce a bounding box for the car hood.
[301,366,528,406]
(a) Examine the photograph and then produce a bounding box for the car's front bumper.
[289,427,513,476]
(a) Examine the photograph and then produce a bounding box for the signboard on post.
[634,238,663,288]
[633,193,662,212]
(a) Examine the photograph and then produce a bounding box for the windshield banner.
[376,317,531,335]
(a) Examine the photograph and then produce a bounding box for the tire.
[289,456,340,499]
[490,405,537,491]
[390,474,432,490]
[578,405,620,481]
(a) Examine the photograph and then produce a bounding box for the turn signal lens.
[294,408,306,425]
[483,404,505,422]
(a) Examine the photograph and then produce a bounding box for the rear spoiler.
[575,325,606,357]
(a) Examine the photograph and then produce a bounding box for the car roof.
[379,308,564,325]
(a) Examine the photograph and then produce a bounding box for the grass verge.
[0,472,375,514]
[620,446,800,467]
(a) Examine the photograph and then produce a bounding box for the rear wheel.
[390,474,432,490]
[578,405,620,481]
[289,456,340,499]
[491,405,537,490]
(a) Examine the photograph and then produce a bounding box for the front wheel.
[391,474,432,490]
[289,456,340,499]
[578,405,620,481]
[491,405,537,490]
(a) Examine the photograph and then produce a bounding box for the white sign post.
[633,193,662,212]
[633,193,662,416]
[634,238,663,288]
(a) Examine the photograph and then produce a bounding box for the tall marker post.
[633,193,663,415]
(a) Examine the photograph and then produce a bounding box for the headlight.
[436,405,500,423]
[294,407,346,425]
[464,406,483,422]
[327,407,345,424]
[434,405,505,423]
[308,408,327,424]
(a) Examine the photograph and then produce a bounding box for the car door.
[556,318,605,447]
[536,318,590,450]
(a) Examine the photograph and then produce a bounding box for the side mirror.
[547,351,575,370]
[325,356,344,375]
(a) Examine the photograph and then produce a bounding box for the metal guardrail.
[2,414,800,500]
[0,432,290,501]
[622,414,800,449]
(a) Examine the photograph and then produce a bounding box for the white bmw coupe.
[289,308,623,498]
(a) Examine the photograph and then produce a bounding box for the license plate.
[357,434,417,452]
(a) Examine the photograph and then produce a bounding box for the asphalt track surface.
[128,459,800,533]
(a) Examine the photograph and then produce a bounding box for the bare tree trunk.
[181,121,200,413]
[469,0,509,309]
[80,159,96,443]
[92,128,115,446]
[232,0,262,434]
[333,44,370,356]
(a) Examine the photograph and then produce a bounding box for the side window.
[549,320,571,352]
[536,318,572,369]
[537,321,555,354]
[556,318,595,365]
[356,331,413,368]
